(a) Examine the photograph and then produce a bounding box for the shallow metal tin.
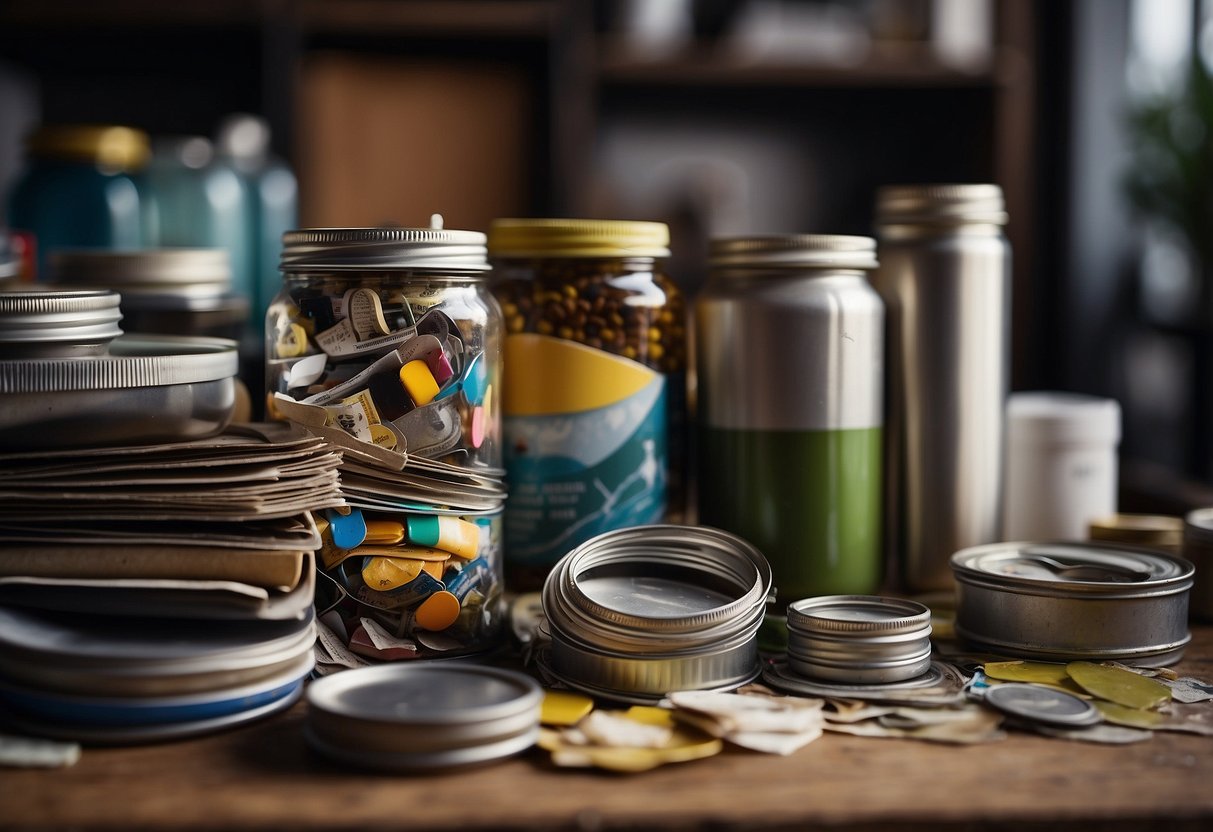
[305,724,539,772]
[0,334,237,449]
[785,595,933,683]
[306,664,542,767]
[50,249,232,291]
[951,541,1194,666]
[542,525,773,698]
[0,289,123,356]
[1089,514,1183,554]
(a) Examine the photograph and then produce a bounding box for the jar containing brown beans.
[488,219,686,591]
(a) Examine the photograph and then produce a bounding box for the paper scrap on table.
[666,689,824,755]
[824,704,1005,744]
[0,733,80,768]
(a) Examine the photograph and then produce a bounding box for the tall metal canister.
[696,235,884,601]
[873,185,1010,591]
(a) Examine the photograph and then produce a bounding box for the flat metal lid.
[50,249,232,291]
[951,542,1194,595]
[307,664,543,727]
[787,595,931,637]
[1089,513,1183,548]
[281,227,489,273]
[876,183,1007,225]
[983,682,1102,727]
[0,334,238,392]
[488,218,670,259]
[1184,508,1213,544]
[0,289,123,347]
[710,235,878,270]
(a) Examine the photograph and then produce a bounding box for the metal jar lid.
[876,183,1008,226]
[951,541,1194,666]
[50,249,232,293]
[488,218,670,259]
[0,290,123,356]
[306,664,542,770]
[709,235,878,271]
[280,227,490,273]
[1089,514,1183,552]
[541,525,773,700]
[1182,508,1213,544]
[785,595,933,684]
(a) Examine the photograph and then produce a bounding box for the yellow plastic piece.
[276,323,308,358]
[624,706,676,727]
[399,360,440,406]
[368,424,397,449]
[1066,661,1171,710]
[363,520,405,545]
[361,556,423,591]
[414,591,460,631]
[540,691,595,726]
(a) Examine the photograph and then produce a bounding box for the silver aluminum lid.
[950,542,1194,597]
[710,234,878,270]
[281,227,490,273]
[876,183,1008,225]
[983,683,1102,728]
[0,334,238,392]
[787,595,931,637]
[49,249,232,291]
[543,525,773,653]
[307,664,542,727]
[0,289,123,351]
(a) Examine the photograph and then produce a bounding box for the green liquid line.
[698,425,883,601]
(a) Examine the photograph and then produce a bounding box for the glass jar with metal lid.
[267,222,505,659]
[7,125,151,280]
[696,235,884,602]
[488,219,686,592]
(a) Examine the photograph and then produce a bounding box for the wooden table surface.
[4,627,1212,831]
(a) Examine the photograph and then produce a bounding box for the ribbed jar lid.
[787,595,931,637]
[0,334,237,392]
[876,183,1007,225]
[281,227,489,273]
[488,218,670,258]
[710,234,878,270]
[50,249,232,291]
[0,289,123,349]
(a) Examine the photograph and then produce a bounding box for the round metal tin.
[0,334,238,449]
[0,289,123,356]
[983,682,1102,728]
[951,542,1194,666]
[541,525,773,699]
[1089,514,1183,553]
[50,249,232,291]
[785,595,933,684]
[305,664,542,770]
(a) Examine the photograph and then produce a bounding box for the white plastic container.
[1003,392,1121,541]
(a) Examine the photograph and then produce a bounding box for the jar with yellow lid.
[7,125,152,280]
[488,218,686,591]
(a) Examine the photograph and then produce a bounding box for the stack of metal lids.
[951,541,1194,666]
[49,250,247,338]
[0,289,123,356]
[0,605,313,744]
[0,289,237,450]
[541,525,773,703]
[306,664,542,771]
[785,596,933,684]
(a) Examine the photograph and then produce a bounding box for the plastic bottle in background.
[144,136,255,309]
[215,114,298,333]
[1003,392,1122,542]
[7,125,150,280]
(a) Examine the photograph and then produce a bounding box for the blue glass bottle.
[6,125,150,281]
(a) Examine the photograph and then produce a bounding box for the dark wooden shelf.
[597,40,1025,91]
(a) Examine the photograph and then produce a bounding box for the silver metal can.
[1182,508,1213,621]
[695,235,884,601]
[873,185,1010,592]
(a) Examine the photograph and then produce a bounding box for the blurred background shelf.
[2,0,1211,498]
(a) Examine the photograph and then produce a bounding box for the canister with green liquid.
[695,235,884,601]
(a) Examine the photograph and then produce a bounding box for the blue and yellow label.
[503,334,667,566]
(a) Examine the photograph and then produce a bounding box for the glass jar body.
[492,255,686,591]
[267,267,505,657]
